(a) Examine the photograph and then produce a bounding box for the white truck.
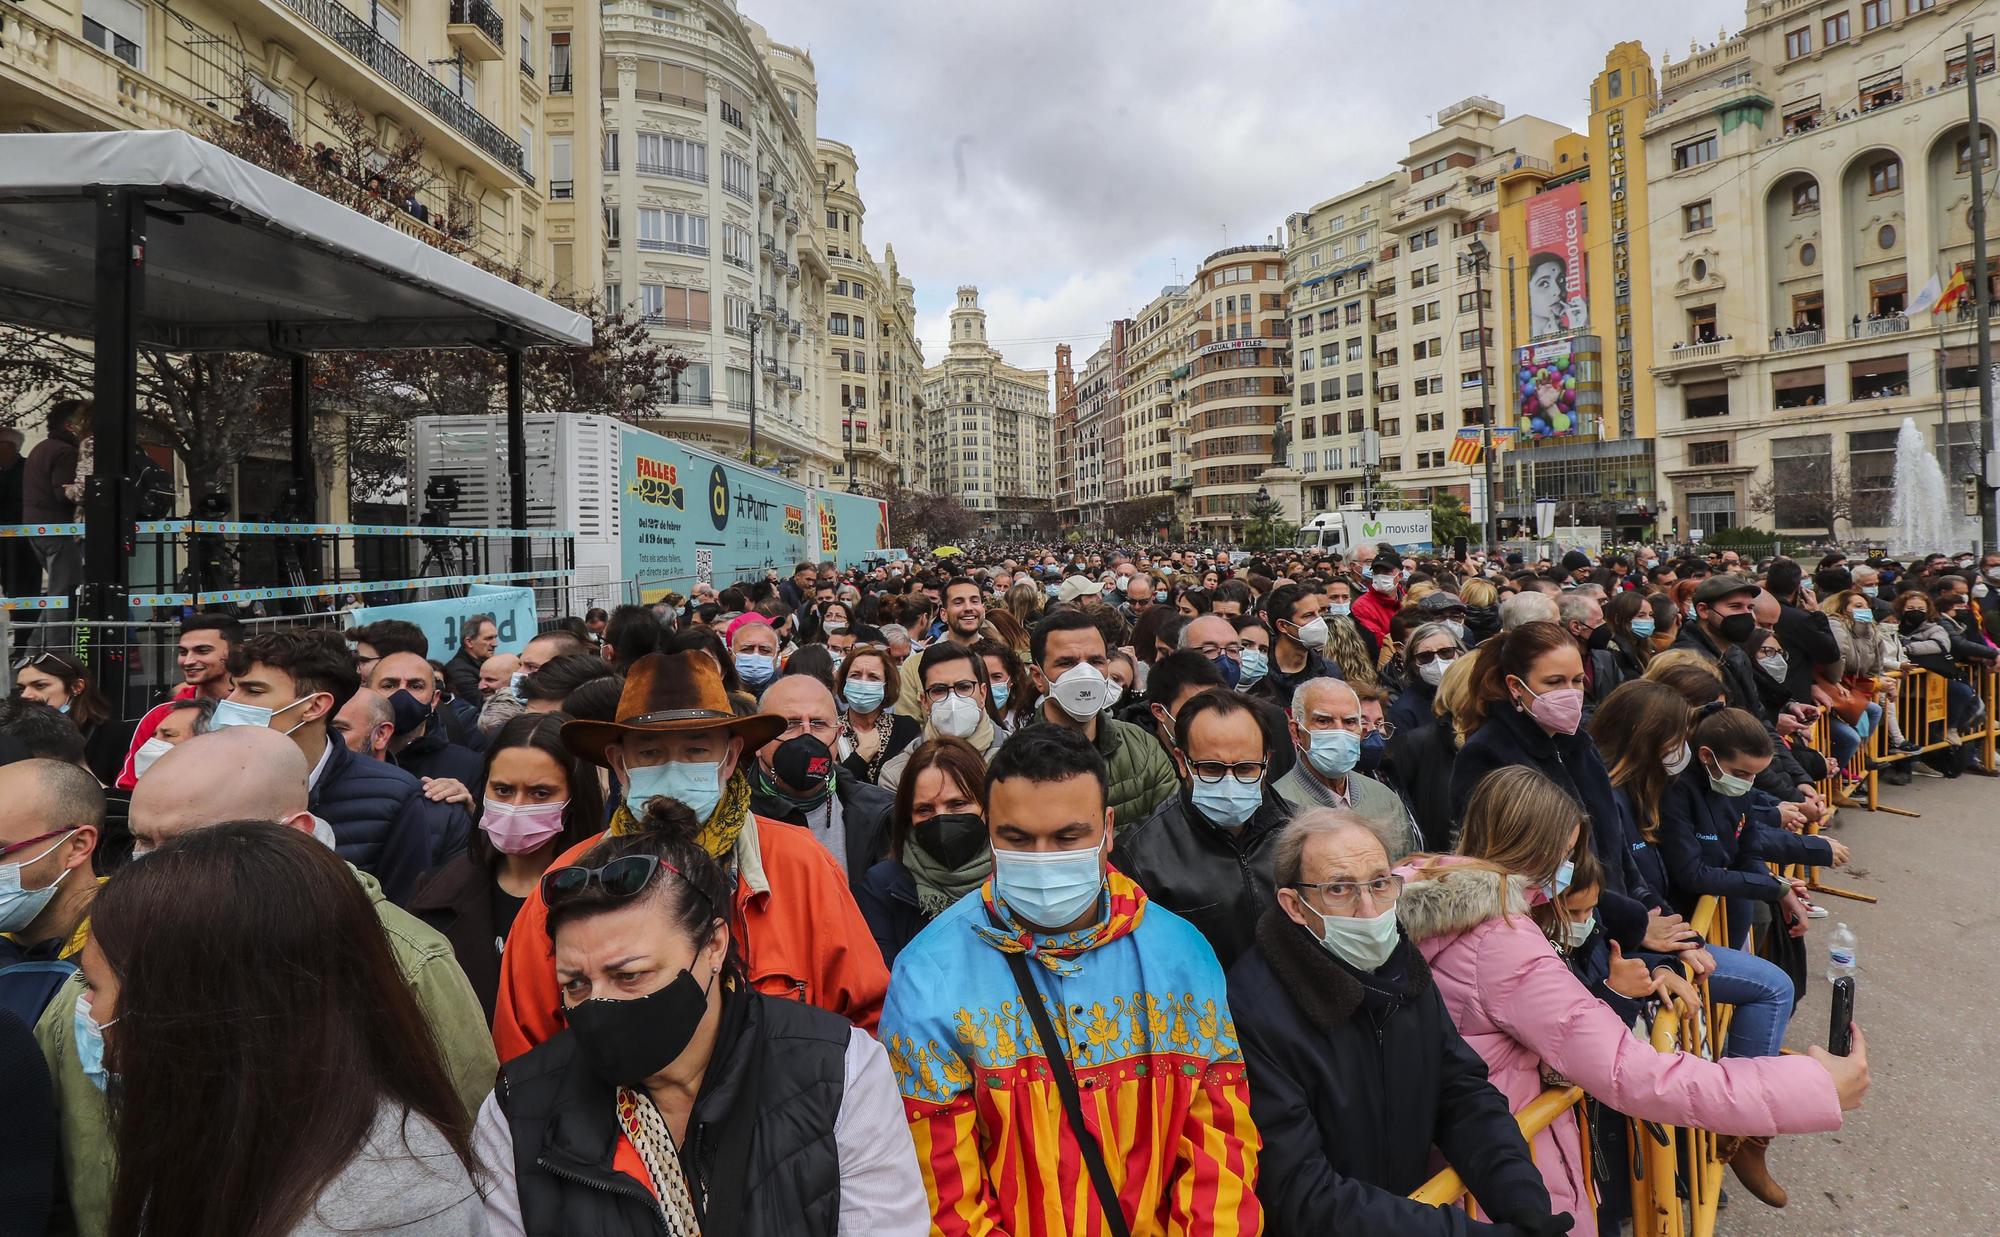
[1296,509,1435,556]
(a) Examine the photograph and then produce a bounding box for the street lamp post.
[747,312,760,466]
[1464,236,1498,555]
[843,398,861,493]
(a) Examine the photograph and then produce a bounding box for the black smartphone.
[1828,976,1856,1056]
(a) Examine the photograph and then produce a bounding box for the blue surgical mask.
[1326,602,1352,618]
[625,760,723,822]
[843,681,885,714]
[56,701,69,715]
[209,694,313,735]
[1190,773,1263,829]
[1238,647,1268,686]
[0,831,76,932]
[1853,608,1875,625]
[1703,754,1756,799]
[1211,654,1242,690]
[1630,618,1656,639]
[1305,728,1361,779]
[1357,730,1388,773]
[993,842,1105,930]
[74,989,116,1092]
[735,653,776,688]
[509,671,527,695]
[990,681,1012,710]
[1563,913,1596,950]
[1862,585,1879,598]
[1542,859,1575,901]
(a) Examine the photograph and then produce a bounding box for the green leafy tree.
[1430,492,1477,546]
[1243,489,1296,552]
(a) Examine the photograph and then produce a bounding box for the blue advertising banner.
[617,425,812,598]
[814,490,892,570]
[349,586,537,659]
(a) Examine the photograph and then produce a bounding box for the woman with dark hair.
[1176,587,1211,619]
[973,636,1033,736]
[475,800,926,1235]
[852,736,991,966]
[519,652,616,715]
[88,823,483,1237]
[1130,601,1178,673]
[412,712,606,1019]
[780,643,838,691]
[1644,590,1683,654]
[17,650,129,783]
[834,643,919,784]
[1602,589,1655,679]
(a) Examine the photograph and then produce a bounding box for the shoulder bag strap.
[992,913,1133,1237]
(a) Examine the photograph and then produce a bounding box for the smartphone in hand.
[1828,977,1856,1056]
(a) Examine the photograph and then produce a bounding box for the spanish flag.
[1937,267,1972,315]
[1449,430,1485,466]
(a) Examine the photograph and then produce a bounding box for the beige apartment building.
[1112,283,1190,528]
[1071,326,1129,530]
[1282,175,1405,519]
[877,244,927,492]
[921,287,1054,531]
[1182,245,1290,540]
[1646,0,1998,540]
[0,0,582,284]
[1367,98,1567,514]
[600,2,831,482]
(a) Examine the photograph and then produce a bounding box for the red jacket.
[492,813,890,1062]
[1351,584,1402,641]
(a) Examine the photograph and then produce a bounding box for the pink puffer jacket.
[1397,859,1842,1224]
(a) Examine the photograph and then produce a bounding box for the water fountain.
[1887,416,1968,557]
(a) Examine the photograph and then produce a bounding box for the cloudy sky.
[748,0,1745,377]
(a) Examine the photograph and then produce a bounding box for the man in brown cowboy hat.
[491,650,890,1061]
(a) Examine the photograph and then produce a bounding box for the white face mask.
[929,691,984,739]
[1664,741,1692,776]
[1292,616,1329,649]
[131,736,174,779]
[1046,661,1111,720]
[1299,900,1401,972]
[1563,913,1596,950]
[1418,658,1450,687]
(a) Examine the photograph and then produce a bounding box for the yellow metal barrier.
[1409,1085,1588,1213]
[1631,897,1733,1237]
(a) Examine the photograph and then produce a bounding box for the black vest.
[498,989,848,1237]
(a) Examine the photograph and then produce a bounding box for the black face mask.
[1900,611,1926,627]
[387,688,431,737]
[565,967,714,1087]
[1714,612,1757,645]
[911,812,988,869]
[1586,624,1613,652]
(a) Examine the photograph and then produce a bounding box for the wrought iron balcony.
[279,0,523,173]
[447,0,504,58]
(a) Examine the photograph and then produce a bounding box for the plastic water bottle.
[1826,923,1858,985]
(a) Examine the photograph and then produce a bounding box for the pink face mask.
[479,799,569,855]
[1514,679,1585,735]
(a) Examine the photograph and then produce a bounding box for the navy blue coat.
[1451,702,1648,951]
[1387,677,1436,736]
[854,857,931,970]
[309,739,468,906]
[1656,769,1830,915]
[393,725,487,810]
[1609,786,1672,912]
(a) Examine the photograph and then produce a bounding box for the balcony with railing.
[447,0,505,60]
[277,0,523,174]
[637,161,705,184]
[642,314,708,331]
[1849,314,1910,339]
[1770,325,1824,351]
[548,70,572,93]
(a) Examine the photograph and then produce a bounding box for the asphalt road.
[1715,767,2000,1234]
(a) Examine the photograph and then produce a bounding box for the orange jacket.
[491,814,890,1063]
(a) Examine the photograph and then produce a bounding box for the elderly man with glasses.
[1225,808,1564,1236]
[1276,678,1417,851]
[744,674,893,889]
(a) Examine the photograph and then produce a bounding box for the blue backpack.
[0,958,78,1026]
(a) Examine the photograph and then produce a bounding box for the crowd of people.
[19,531,1998,1234]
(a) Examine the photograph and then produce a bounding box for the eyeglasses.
[1292,874,1404,911]
[1364,719,1397,738]
[778,717,839,740]
[922,679,983,705]
[15,652,70,674]
[1186,758,1268,784]
[1411,647,1461,667]
[1194,642,1244,659]
[542,854,696,906]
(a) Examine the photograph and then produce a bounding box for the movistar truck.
[1297,509,1435,556]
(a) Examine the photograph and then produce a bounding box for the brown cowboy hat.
[562,650,785,767]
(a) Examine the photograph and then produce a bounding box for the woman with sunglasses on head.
[853,735,992,967]
[476,798,928,1237]
[410,712,605,1021]
[17,650,128,784]
[1397,766,1867,1229]
[88,823,485,1237]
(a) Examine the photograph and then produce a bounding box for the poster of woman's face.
[1524,181,1590,337]
[1528,255,1570,336]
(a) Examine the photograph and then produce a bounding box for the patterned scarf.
[609,771,754,861]
[615,1087,702,1235]
[900,839,992,919]
[973,866,1148,976]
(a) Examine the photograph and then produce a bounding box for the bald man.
[333,688,395,761]
[33,727,498,1237]
[746,674,893,885]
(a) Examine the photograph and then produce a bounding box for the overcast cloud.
[746,0,1745,377]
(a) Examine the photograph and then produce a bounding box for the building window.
[519,9,534,73]
[725,295,752,336]
[722,223,752,269]
[549,32,572,91]
[1792,290,1824,329]
[1869,274,1907,316]
[1683,199,1714,232]
[1784,98,1823,135]
[1868,157,1901,194]
[1909,0,1935,10]
[1947,36,1997,83]
[1792,181,1820,213]
[1958,133,1995,174]
[1673,133,1718,170]
[1862,0,1892,29]
[1688,492,1737,538]
[548,135,572,198]
[1687,305,1718,344]
[1822,13,1849,45]
[1772,435,1834,527]
[518,124,533,175]
[1878,223,1897,250]
[1859,71,1904,111]
[1607,68,1623,97]
[367,0,401,45]
[1849,429,1900,524]
[636,208,707,255]
[1688,440,1731,466]
[721,152,753,200]
[636,133,705,182]
[246,75,293,128]
[1785,26,1811,59]
[1685,378,1730,418]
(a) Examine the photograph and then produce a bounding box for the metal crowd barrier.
[1408,1086,1589,1215]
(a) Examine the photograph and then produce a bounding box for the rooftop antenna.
[1221,223,1229,246]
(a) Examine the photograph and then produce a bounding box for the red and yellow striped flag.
[1448,431,1485,466]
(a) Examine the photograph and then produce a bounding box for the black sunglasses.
[542,855,674,905]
